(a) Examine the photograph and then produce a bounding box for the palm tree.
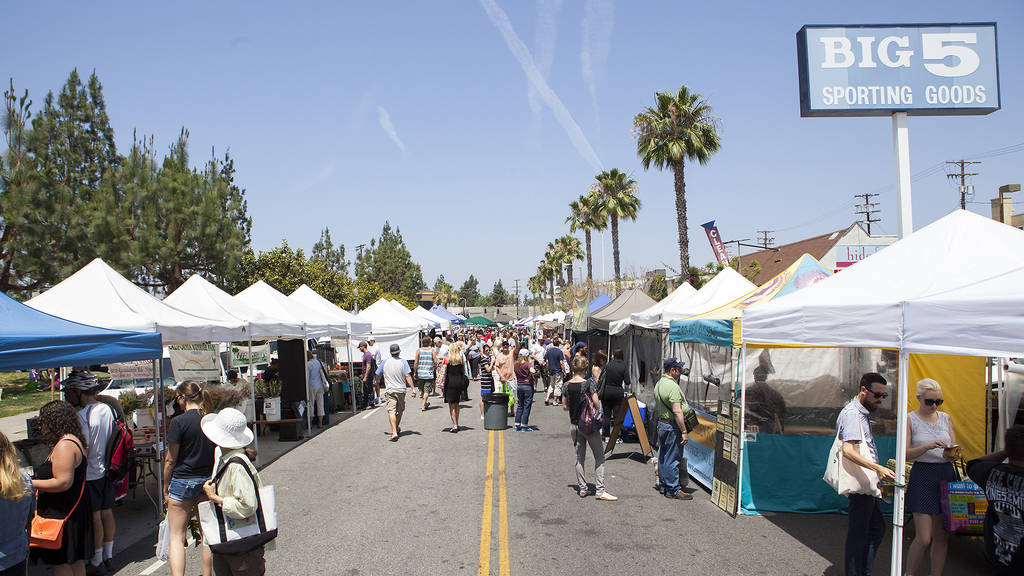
[565,193,606,281]
[634,85,721,276]
[537,258,558,306]
[554,235,584,286]
[591,169,641,290]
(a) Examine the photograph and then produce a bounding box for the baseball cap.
[663,357,686,371]
[390,343,401,355]
[519,349,530,357]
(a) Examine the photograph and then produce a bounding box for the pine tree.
[458,275,481,306]
[311,227,348,275]
[0,79,38,296]
[487,279,512,306]
[354,222,425,300]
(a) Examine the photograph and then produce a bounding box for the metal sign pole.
[153,359,163,516]
[892,112,913,239]
[348,334,356,415]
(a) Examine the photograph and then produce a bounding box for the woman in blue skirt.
[904,378,957,576]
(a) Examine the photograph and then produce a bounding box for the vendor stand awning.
[1,290,162,371]
[166,275,304,339]
[608,281,697,334]
[288,285,372,335]
[588,288,656,332]
[429,305,462,324]
[463,315,498,327]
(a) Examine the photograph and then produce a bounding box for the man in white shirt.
[306,351,327,429]
[63,370,117,574]
[376,344,414,442]
[368,337,383,404]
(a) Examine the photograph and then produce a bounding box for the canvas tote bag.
[823,410,881,497]
[198,456,277,554]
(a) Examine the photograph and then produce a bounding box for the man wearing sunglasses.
[836,372,898,576]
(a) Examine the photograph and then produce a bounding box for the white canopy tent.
[235,281,346,338]
[165,274,304,339]
[388,299,433,330]
[288,285,372,335]
[609,280,701,334]
[350,298,425,360]
[27,258,241,342]
[412,305,450,330]
[742,210,1024,576]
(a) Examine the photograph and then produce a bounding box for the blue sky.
[3,1,1022,296]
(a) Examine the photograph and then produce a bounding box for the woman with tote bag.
[200,408,275,576]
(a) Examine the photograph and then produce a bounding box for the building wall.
[821,225,897,273]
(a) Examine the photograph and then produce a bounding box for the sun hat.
[201,407,254,450]
[60,370,99,391]
[519,349,530,357]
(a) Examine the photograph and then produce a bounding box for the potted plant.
[118,390,147,427]
[255,376,282,422]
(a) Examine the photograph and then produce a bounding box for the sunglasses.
[923,398,944,406]
[869,390,888,399]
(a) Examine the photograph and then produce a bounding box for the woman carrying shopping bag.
[200,409,274,576]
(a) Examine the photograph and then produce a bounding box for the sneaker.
[523,426,534,432]
[103,559,114,573]
[513,424,521,431]
[596,492,619,502]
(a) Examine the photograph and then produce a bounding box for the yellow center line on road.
[478,430,495,576]
[497,430,510,576]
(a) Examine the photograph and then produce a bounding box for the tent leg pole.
[890,348,910,576]
[249,337,259,467]
[153,359,163,517]
[348,335,356,415]
[737,344,747,515]
[305,338,312,433]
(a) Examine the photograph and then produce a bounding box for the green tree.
[0,79,38,296]
[354,222,425,300]
[487,279,512,306]
[18,69,122,290]
[590,169,641,290]
[565,193,605,281]
[634,85,721,275]
[457,275,481,307]
[647,273,668,300]
[311,227,348,276]
[432,274,454,306]
[687,261,725,290]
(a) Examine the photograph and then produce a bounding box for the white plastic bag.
[155,518,170,561]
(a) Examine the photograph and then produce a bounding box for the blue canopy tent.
[1,290,162,371]
[588,293,612,314]
[429,305,462,325]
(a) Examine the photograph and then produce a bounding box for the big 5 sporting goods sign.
[797,23,999,117]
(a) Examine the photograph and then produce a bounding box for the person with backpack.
[563,356,617,501]
[163,381,216,576]
[61,371,117,574]
[95,395,134,503]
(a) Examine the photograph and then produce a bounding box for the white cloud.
[480,0,603,172]
[376,105,406,153]
[529,0,564,114]
[581,0,614,123]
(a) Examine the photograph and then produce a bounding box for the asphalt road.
[89,379,986,576]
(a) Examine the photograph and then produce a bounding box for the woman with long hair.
[563,357,617,501]
[513,349,537,431]
[591,349,607,383]
[29,400,91,576]
[904,378,957,576]
[414,335,437,411]
[1,430,35,576]
[444,343,470,432]
[162,381,216,576]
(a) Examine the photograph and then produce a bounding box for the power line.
[946,160,981,209]
[756,230,774,248]
[853,193,881,234]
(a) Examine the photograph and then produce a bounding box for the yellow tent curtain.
[908,354,986,461]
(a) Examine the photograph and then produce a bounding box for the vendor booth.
[429,305,462,325]
[348,298,425,360]
[667,255,832,499]
[412,305,450,331]
[741,210,1024,576]
[578,288,656,356]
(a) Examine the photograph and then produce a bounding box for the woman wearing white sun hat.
[200,408,274,575]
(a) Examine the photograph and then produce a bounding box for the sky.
[3,1,1022,297]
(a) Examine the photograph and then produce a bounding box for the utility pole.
[854,193,881,234]
[946,160,981,209]
[353,244,366,313]
[513,279,520,319]
[756,230,775,249]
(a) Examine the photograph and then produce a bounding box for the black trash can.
[482,393,509,430]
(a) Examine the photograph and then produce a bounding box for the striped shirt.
[415,347,435,380]
[480,354,494,391]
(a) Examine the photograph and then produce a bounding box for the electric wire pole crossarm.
[945,160,981,209]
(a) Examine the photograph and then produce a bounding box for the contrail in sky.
[480,0,603,172]
[529,0,564,115]
[376,105,406,152]
[581,0,614,124]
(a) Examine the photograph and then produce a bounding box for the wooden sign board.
[604,395,652,458]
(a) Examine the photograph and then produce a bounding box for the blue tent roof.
[429,305,462,324]
[588,294,613,314]
[0,290,162,372]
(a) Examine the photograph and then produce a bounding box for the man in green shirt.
[654,357,692,500]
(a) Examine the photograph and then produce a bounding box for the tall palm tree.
[554,235,584,286]
[565,193,605,281]
[538,258,558,306]
[634,85,721,276]
[591,169,641,290]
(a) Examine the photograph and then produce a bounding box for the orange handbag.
[29,472,85,549]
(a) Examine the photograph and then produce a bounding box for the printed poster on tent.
[107,360,154,380]
[230,343,270,367]
[168,344,221,381]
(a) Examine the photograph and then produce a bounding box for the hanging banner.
[230,343,270,367]
[701,221,731,266]
[107,360,154,380]
[168,344,221,381]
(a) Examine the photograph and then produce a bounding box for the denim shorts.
[168,476,209,502]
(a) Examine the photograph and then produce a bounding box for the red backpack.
[104,408,135,483]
